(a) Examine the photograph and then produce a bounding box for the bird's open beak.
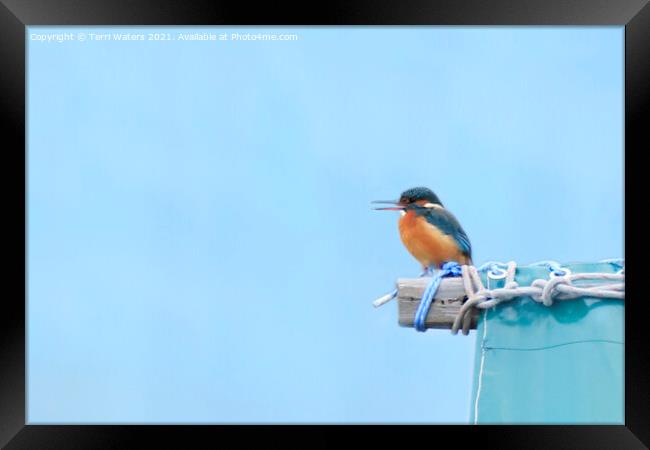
[371,200,405,211]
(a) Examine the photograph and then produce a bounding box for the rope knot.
[534,275,572,306]
[441,261,463,276]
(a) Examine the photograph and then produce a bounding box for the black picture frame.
[1,1,646,448]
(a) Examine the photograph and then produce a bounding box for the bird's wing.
[423,208,472,258]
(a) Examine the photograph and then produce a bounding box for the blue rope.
[529,260,568,276]
[413,261,463,332]
[600,258,624,271]
[476,261,509,273]
[476,261,510,279]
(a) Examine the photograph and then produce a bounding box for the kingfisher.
[373,187,472,270]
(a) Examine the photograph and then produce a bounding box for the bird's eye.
[400,197,410,204]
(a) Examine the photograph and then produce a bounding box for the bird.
[373,187,472,270]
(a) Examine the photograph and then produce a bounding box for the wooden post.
[396,277,478,330]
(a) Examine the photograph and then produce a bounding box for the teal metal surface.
[469,263,623,424]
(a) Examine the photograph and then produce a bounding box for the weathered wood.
[397,277,478,330]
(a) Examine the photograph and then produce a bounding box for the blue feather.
[415,206,472,259]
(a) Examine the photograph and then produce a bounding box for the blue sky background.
[27,26,623,423]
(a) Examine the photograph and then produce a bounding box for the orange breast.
[398,211,467,268]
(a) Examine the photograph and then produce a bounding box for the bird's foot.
[421,265,437,277]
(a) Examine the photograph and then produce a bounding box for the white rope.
[451,261,625,335]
